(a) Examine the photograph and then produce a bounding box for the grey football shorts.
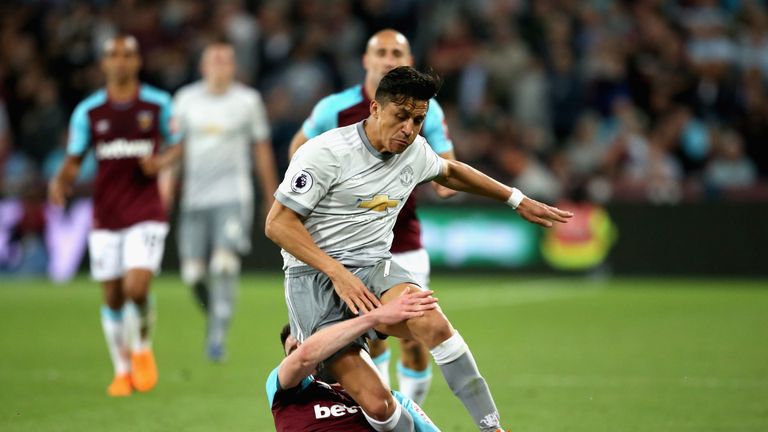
[178,202,253,259]
[284,259,422,360]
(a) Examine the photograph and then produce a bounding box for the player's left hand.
[139,156,161,176]
[516,197,573,228]
[329,267,382,315]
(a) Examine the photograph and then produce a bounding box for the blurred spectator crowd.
[1,0,767,233]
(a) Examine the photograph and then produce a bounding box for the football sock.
[100,305,130,375]
[208,270,236,350]
[393,390,440,431]
[362,400,414,432]
[193,280,209,312]
[397,362,432,405]
[131,298,155,352]
[431,331,501,432]
[371,349,392,388]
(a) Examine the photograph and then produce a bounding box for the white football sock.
[100,305,130,375]
[397,362,432,405]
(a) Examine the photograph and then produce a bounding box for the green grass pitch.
[1,274,767,431]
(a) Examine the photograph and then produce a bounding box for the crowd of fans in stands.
[2,0,767,213]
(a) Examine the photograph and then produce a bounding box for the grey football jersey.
[275,121,444,269]
[174,81,270,209]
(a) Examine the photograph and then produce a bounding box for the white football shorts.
[391,248,431,290]
[88,221,169,281]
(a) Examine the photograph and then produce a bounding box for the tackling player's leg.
[327,347,416,431]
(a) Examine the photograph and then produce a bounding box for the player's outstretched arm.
[278,288,437,389]
[432,149,458,198]
[265,201,382,314]
[435,159,573,228]
[48,155,83,207]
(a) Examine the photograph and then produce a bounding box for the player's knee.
[209,249,240,275]
[359,391,397,421]
[122,272,151,302]
[181,260,206,286]
[415,309,453,348]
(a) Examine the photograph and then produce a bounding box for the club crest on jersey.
[291,170,313,194]
[137,110,154,131]
[358,195,399,212]
[399,165,414,186]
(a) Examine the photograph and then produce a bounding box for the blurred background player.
[288,28,454,405]
[48,34,180,396]
[169,41,277,361]
[267,288,440,431]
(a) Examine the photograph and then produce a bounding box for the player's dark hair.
[375,66,441,105]
[279,323,291,349]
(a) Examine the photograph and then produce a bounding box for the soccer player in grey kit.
[170,41,278,361]
[267,67,572,431]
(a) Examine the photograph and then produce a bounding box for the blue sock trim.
[101,305,123,321]
[397,361,432,379]
[371,349,392,365]
[392,391,439,431]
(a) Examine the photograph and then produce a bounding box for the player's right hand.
[48,179,71,207]
[373,287,438,325]
[515,197,573,227]
[329,268,382,315]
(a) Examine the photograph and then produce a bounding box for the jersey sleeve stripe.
[275,190,313,217]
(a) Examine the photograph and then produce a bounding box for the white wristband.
[506,188,525,209]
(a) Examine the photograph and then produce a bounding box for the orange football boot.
[107,373,132,397]
[130,349,158,392]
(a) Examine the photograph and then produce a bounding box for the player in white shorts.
[49,35,180,397]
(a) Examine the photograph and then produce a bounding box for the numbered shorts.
[178,203,252,260]
[88,221,169,281]
[391,248,431,289]
[284,259,422,355]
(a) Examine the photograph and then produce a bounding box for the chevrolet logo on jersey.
[358,195,399,212]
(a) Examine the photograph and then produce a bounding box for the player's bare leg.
[123,268,157,392]
[101,279,131,396]
[368,339,392,387]
[327,347,415,431]
[378,283,504,432]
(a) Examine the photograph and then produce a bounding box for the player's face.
[101,39,141,84]
[363,32,413,87]
[201,45,236,86]
[284,335,299,356]
[371,97,428,154]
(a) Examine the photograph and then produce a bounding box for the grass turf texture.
[1,274,767,431]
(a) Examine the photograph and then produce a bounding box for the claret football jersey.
[66,84,179,229]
